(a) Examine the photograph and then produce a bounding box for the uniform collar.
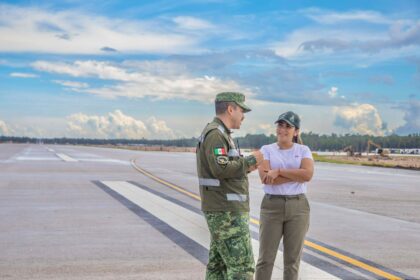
[214,117,232,135]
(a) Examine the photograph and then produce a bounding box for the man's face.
[230,105,245,129]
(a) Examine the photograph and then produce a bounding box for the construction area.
[317,140,420,170]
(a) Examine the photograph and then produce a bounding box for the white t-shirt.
[260,143,313,195]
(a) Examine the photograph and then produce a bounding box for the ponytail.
[293,131,303,144]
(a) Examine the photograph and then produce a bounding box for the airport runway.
[0,144,419,279]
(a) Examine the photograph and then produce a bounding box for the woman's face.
[276,121,297,144]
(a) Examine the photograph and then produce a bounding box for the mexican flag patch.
[214,148,227,156]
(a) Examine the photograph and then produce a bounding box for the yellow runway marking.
[131,159,402,280]
[131,159,201,201]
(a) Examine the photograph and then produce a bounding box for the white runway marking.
[56,153,78,162]
[15,156,60,161]
[100,180,339,280]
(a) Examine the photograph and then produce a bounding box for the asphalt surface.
[1,144,419,279]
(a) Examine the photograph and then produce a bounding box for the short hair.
[215,101,237,115]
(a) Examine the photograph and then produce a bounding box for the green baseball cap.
[275,111,300,128]
[215,92,251,113]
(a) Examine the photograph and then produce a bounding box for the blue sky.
[0,0,419,139]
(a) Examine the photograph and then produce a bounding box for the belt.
[265,193,306,200]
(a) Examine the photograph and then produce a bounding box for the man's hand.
[251,150,264,166]
[247,165,258,172]
[246,150,263,172]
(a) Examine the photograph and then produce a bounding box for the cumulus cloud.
[0,4,202,54]
[0,120,40,137]
[146,117,175,138]
[0,120,12,136]
[67,110,176,139]
[328,87,338,98]
[33,59,253,102]
[394,99,420,135]
[256,123,275,136]
[10,72,38,78]
[333,104,389,136]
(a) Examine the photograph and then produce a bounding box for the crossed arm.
[258,158,314,185]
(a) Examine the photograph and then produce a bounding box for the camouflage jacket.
[196,117,256,212]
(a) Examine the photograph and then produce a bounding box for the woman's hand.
[263,169,279,184]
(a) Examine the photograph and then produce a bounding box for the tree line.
[1,133,419,151]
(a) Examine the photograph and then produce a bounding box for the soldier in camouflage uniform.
[196,92,263,280]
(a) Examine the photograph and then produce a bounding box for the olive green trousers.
[255,194,310,280]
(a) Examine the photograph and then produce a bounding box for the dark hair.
[215,101,237,115]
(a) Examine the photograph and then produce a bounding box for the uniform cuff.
[245,155,257,167]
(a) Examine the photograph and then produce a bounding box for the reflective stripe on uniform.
[199,178,221,187]
[226,193,248,202]
[217,125,225,134]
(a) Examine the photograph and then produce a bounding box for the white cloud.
[33,59,253,102]
[146,117,176,139]
[0,120,12,136]
[327,86,345,100]
[328,87,338,98]
[33,60,131,80]
[273,28,381,59]
[273,12,419,62]
[333,104,389,136]
[257,123,274,135]
[0,4,201,54]
[83,76,250,102]
[66,110,176,139]
[302,9,390,24]
[0,117,71,138]
[10,72,38,78]
[173,16,215,30]
[53,80,89,88]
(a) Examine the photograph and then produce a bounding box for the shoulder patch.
[216,156,229,165]
[214,147,227,156]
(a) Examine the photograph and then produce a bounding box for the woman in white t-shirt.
[255,111,314,280]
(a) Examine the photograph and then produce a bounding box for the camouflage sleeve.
[204,130,252,179]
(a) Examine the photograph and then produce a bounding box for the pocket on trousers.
[260,195,270,210]
[222,234,253,266]
[303,196,310,211]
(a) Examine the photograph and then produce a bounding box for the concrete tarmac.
[1,144,419,279]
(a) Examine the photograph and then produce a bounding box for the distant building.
[384,148,420,155]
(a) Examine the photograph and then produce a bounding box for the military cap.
[215,92,251,113]
[275,111,301,128]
